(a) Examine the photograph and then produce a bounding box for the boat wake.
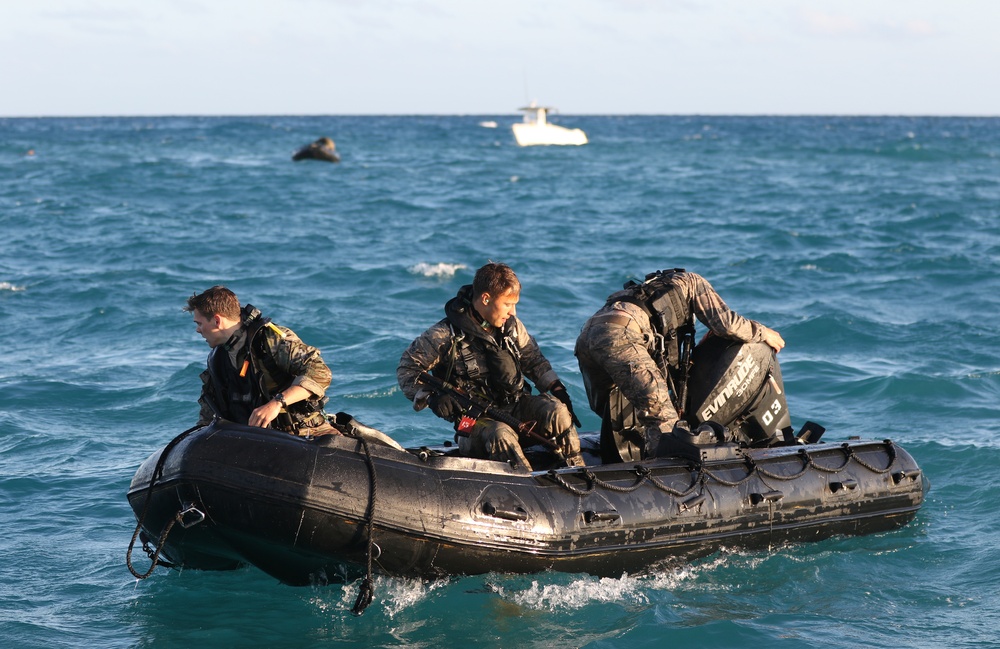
[324,558,735,618]
[506,575,660,611]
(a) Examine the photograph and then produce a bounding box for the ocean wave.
[4,114,997,649]
[408,262,466,278]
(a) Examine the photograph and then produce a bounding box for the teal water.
[1,115,998,648]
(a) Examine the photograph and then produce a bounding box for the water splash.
[309,575,448,620]
[497,563,717,612]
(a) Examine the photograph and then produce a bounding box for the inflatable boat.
[126,341,926,606]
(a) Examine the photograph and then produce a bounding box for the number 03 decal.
[761,399,782,426]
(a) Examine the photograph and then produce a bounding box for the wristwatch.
[273,392,287,408]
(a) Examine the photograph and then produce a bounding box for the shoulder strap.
[249,321,285,387]
[241,305,293,397]
[615,269,686,320]
[438,323,463,383]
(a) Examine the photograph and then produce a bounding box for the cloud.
[799,9,939,40]
[884,19,937,38]
[800,10,865,36]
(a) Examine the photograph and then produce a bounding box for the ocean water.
[1,114,998,648]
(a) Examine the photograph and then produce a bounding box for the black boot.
[654,421,702,463]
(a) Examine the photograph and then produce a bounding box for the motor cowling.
[600,336,792,463]
[685,336,791,446]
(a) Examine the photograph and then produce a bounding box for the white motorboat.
[512,101,587,146]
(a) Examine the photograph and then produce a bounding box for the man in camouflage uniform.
[185,285,337,437]
[575,269,785,456]
[397,263,584,471]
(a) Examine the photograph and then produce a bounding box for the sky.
[2,0,998,117]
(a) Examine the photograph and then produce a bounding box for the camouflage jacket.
[397,287,560,407]
[596,271,767,348]
[197,322,331,426]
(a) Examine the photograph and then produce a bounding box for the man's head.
[184,286,241,348]
[472,262,520,329]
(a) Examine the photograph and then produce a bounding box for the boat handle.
[583,510,621,524]
[750,490,784,505]
[892,469,921,484]
[482,501,528,522]
[679,494,706,513]
[830,479,858,493]
[178,503,206,529]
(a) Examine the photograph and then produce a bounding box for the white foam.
[494,555,758,612]
[309,575,446,619]
[508,575,652,610]
[0,282,25,291]
[379,577,449,619]
[409,262,466,278]
[501,565,708,612]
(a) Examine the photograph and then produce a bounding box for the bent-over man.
[576,269,784,457]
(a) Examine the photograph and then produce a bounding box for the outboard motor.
[685,336,792,446]
[600,336,795,464]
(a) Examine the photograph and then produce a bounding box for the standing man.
[397,262,585,471]
[575,269,785,457]
[185,285,338,437]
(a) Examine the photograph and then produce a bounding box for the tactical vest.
[438,323,525,407]
[613,268,694,369]
[205,305,325,426]
[206,340,257,424]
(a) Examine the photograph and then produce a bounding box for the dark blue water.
[1,115,998,648]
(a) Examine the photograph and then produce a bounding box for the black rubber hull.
[127,421,926,585]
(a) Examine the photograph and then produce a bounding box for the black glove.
[427,392,462,422]
[549,381,582,427]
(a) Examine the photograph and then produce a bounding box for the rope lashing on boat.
[847,440,897,474]
[545,469,596,496]
[126,424,202,579]
[700,457,758,488]
[796,446,853,473]
[547,464,701,497]
[745,450,812,482]
[349,434,378,616]
[588,466,653,494]
[646,466,703,498]
[546,441,900,495]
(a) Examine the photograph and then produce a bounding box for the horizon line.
[2,112,998,119]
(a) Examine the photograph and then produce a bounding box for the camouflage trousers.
[458,393,583,471]
[575,316,679,441]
